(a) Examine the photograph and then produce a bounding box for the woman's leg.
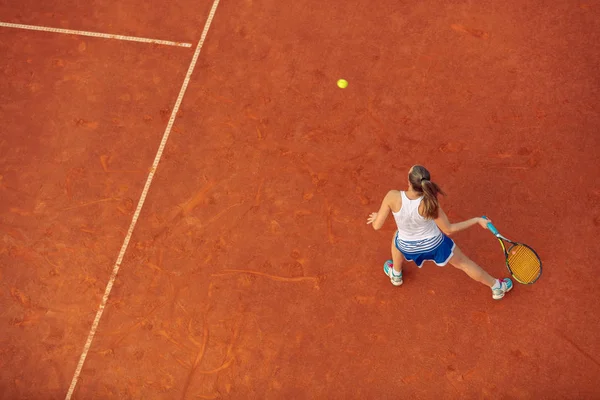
[448,245,496,287]
[391,234,403,274]
[383,233,404,286]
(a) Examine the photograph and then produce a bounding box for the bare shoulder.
[385,190,402,213]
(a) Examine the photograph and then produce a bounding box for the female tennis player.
[367,165,513,300]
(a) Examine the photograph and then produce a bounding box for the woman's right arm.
[434,208,489,235]
[367,190,400,230]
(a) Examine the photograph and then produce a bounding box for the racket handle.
[482,216,500,236]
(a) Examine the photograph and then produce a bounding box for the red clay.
[1,0,599,399]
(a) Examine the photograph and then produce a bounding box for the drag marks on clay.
[402,370,434,384]
[73,118,99,130]
[294,209,312,219]
[555,330,600,369]
[486,147,542,170]
[180,315,241,399]
[178,181,216,216]
[203,202,245,229]
[149,181,234,242]
[325,201,336,244]
[1,227,29,244]
[156,329,189,350]
[179,317,209,399]
[416,54,439,85]
[8,287,66,327]
[99,155,145,174]
[212,269,320,287]
[198,355,235,374]
[253,179,264,208]
[195,395,219,400]
[593,190,600,227]
[445,367,478,392]
[353,296,376,305]
[438,141,466,154]
[8,206,33,217]
[244,106,270,142]
[451,24,490,39]
[98,299,239,398]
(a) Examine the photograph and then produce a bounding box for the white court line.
[0,21,192,47]
[64,1,221,399]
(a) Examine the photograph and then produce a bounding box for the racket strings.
[507,245,541,283]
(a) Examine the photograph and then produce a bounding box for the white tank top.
[393,191,441,240]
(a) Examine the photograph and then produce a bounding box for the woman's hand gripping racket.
[483,216,542,284]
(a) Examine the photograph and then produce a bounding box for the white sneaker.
[383,260,403,286]
[492,278,513,300]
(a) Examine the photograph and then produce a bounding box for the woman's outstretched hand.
[478,217,491,229]
[367,212,378,225]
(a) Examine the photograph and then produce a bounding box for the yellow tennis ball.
[337,79,348,89]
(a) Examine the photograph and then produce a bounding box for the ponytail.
[408,166,445,219]
[420,179,444,219]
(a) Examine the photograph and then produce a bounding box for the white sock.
[392,269,402,277]
[491,279,501,289]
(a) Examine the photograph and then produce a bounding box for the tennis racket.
[483,216,542,284]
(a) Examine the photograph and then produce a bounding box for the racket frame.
[483,217,542,284]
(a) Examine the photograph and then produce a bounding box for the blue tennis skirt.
[394,231,456,268]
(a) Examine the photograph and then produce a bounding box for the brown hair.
[408,165,445,219]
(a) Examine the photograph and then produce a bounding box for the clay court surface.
[1,1,599,399]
